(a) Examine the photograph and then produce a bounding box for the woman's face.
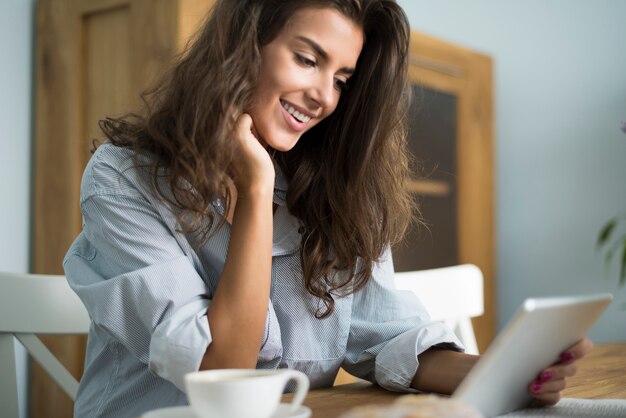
[248,7,364,151]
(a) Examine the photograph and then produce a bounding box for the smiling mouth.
[280,100,312,123]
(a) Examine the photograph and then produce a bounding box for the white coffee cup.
[184,369,309,418]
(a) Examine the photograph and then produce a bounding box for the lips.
[279,100,313,132]
[281,100,313,123]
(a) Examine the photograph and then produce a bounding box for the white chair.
[395,264,484,355]
[0,272,91,418]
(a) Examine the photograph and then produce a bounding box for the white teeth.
[281,101,311,123]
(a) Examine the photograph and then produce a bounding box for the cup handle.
[281,370,310,412]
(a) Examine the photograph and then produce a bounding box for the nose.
[307,72,336,110]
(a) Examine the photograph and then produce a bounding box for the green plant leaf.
[604,245,616,276]
[620,236,626,287]
[597,219,618,248]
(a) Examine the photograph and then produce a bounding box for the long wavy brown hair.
[100,0,415,318]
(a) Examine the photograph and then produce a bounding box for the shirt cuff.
[149,299,212,392]
[374,323,464,392]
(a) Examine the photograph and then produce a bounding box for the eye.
[295,53,316,68]
[335,78,349,92]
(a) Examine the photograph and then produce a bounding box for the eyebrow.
[294,35,356,75]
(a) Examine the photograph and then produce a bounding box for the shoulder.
[80,143,152,203]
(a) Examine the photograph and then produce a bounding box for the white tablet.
[453,293,612,418]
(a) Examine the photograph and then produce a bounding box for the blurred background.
[396,0,626,341]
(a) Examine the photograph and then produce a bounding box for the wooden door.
[33,0,213,416]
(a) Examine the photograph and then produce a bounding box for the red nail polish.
[560,352,574,362]
[532,382,542,393]
[540,371,553,382]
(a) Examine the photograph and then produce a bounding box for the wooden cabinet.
[394,32,495,350]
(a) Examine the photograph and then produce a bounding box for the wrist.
[412,348,480,394]
[236,182,274,203]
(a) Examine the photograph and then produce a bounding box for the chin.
[265,135,302,152]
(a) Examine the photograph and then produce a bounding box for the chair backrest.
[0,272,90,418]
[394,264,484,355]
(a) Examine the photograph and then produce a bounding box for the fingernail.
[531,382,542,393]
[560,352,574,362]
[540,371,553,382]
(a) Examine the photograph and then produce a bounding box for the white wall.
[398,0,626,342]
[1,0,36,416]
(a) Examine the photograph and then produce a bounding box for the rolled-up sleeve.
[65,192,212,391]
[149,296,211,390]
[342,248,463,392]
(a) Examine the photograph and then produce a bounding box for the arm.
[344,248,593,400]
[65,123,278,389]
[412,348,479,394]
[65,189,213,392]
[342,248,464,391]
[200,113,276,370]
[412,338,594,405]
[201,189,274,369]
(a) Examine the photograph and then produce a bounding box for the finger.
[530,378,566,395]
[529,379,565,406]
[532,391,562,406]
[236,113,254,134]
[538,361,577,382]
[560,338,593,363]
[236,113,267,148]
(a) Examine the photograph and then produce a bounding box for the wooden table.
[284,343,626,418]
[560,343,626,399]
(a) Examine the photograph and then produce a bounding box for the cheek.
[252,77,275,107]
[252,66,280,106]
[256,53,292,95]
[319,101,340,122]
[248,78,279,126]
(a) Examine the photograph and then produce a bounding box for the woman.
[64,0,591,417]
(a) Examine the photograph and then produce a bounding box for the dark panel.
[392,86,458,272]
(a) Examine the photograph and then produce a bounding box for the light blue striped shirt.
[63,144,462,418]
